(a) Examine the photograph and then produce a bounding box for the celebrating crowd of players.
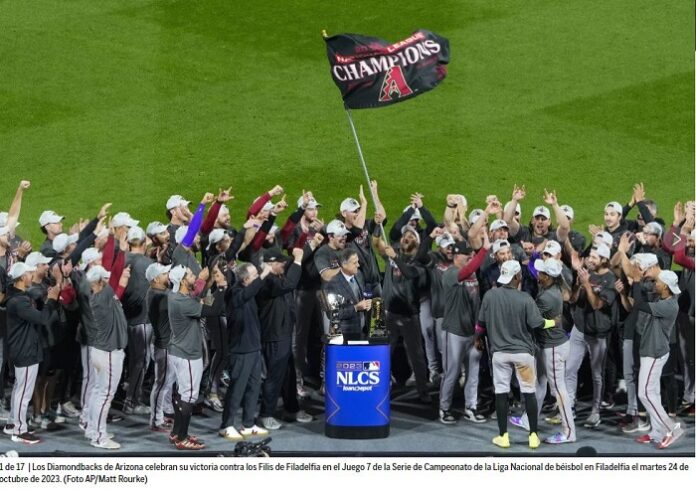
[0,180,693,451]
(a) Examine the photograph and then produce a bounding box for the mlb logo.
[363,361,380,371]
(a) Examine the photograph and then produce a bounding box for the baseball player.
[145,262,174,432]
[167,265,208,450]
[566,244,618,428]
[83,264,130,449]
[509,259,577,444]
[476,260,558,449]
[633,270,684,448]
[438,241,488,425]
[121,226,155,415]
[3,262,61,444]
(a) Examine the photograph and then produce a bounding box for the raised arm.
[503,184,525,237]
[5,180,31,234]
[545,189,570,243]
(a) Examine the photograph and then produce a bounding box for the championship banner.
[325,29,450,109]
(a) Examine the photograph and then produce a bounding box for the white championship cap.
[8,262,36,281]
[492,239,511,254]
[543,240,562,257]
[435,233,455,249]
[39,210,64,227]
[497,260,521,285]
[534,258,562,278]
[658,270,681,295]
[80,247,102,270]
[169,265,187,293]
[166,195,190,210]
[533,206,551,220]
[52,233,78,254]
[326,219,348,236]
[560,204,574,220]
[297,196,321,209]
[25,252,52,268]
[145,263,172,283]
[340,198,361,213]
[127,226,146,243]
[605,201,623,215]
[111,212,139,228]
[489,219,509,232]
[593,243,612,260]
[595,231,614,248]
[146,221,168,236]
[643,222,663,238]
[85,265,110,283]
[208,228,227,248]
[632,253,658,271]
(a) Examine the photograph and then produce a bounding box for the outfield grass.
[1,0,693,246]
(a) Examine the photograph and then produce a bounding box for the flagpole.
[343,106,386,240]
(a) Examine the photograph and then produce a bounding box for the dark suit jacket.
[324,271,368,336]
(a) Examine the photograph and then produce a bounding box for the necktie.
[349,276,360,300]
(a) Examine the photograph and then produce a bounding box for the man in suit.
[324,249,372,340]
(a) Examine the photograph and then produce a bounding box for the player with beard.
[165,195,192,241]
[402,194,447,386]
[196,188,234,267]
[476,260,557,449]
[480,219,527,270]
[167,266,212,450]
[145,221,171,264]
[389,192,437,245]
[632,270,684,448]
[341,181,386,295]
[3,262,61,444]
[519,194,569,250]
[418,228,455,375]
[509,258,577,444]
[144,262,174,433]
[663,202,695,414]
[438,237,489,425]
[566,244,618,428]
[621,183,665,233]
[481,239,513,294]
[634,221,671,269]
[375,227,430,403]
[121,226,155,416]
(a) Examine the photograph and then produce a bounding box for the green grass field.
[1,0,693,246]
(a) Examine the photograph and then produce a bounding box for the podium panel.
[324,342,390,439]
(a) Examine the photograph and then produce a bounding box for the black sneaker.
[4,423,36,435]
[463,408,487,424]
[107,413,124,423]
[11,432,41,444]
[439,409,456,425]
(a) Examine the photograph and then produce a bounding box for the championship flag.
[324,29,450,109]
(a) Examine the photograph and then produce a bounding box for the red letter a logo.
[379,67,413,102]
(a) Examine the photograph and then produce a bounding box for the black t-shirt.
[574,270,617,338]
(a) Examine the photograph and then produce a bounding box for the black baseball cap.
[452,241,473,255]
[263,247,288,263]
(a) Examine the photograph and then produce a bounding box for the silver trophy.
[320,291,347,344]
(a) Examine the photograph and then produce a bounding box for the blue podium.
[324,341,390,439]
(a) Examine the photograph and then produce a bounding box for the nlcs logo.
[336,360,381,386]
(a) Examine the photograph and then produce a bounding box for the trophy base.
[325,423,390,439]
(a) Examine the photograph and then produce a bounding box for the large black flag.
[325,29,449,109]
